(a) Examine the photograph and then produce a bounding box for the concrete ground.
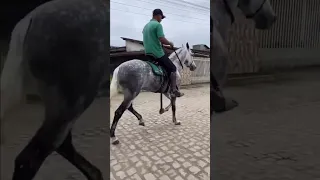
[2,68,319,180]
[0,84,210,180]
[110,85,210,180]
[1,98,110,180]
[212,68,320,180]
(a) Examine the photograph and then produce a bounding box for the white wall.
[190,57,210,84]
[125,41,145,52]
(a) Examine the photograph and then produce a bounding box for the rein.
[174,50,184,70]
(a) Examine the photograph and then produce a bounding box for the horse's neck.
[170,50,184,72]
[213,0,234,39]
[173,59,182,72]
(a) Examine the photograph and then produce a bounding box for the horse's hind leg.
[12,84,100,180]
[56,132,102,180]
[110,89,135,145]
[128,104,144,126]
[12,85,73,180]
[110,100,130,145]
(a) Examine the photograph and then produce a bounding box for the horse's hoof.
[159,108,165,114]
[111,137,120,145]
[175,122,181,125]
[112,140,120,145]
[139,122,145,126]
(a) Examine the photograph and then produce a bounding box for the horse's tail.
[110,66,120,99]
[0,15,32,119]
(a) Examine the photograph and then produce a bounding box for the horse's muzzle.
[189,65,196,71]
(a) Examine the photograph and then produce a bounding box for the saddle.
[145,55,167,77]
[145,55,170,93]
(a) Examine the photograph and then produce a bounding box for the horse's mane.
[169,47,186,62]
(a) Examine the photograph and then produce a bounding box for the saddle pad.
[145,61,165,76]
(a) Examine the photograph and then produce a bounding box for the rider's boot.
[170,72,184,97]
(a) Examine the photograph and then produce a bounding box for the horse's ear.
[186,42,189,50]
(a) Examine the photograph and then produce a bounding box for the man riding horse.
[142,9,184,98]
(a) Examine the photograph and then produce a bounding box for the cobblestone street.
[1,96,110,180]
[0,84,210,180]
[110,85,210,180]
[212,69,320,180]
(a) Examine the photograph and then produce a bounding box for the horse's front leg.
[160,93,172,114]
[171,96,180,125]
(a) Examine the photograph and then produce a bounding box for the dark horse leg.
[127,104,144,126]
[56,132,102,180]
[110,89,135,145]
[159,93,172,115]
[211,73,238,114]
[171,96,181,125]
[12,84,102,180]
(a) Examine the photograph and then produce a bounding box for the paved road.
[3,68,318,180]
[1,97,110,180]
[211,69,320,180]
[0,84,210,180]
[110,85,210,180]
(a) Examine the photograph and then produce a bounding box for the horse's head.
[181,43,196,71]
[238,0,276,29]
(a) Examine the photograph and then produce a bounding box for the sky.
[110,0,210,48]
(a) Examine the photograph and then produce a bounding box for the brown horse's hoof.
[159,108,165,114]
[112,140,120,145]
[175,122,181,125]
[111,137,120,145]
[139,122,145,126]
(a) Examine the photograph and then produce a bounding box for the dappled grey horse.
[0,0,108,179]
[110,43,196,145]
[210,0,276,114]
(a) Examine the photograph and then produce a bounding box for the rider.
[142,9,184,97]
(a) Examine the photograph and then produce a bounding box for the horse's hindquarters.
[117,60,163,93]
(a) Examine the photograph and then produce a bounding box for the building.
[220,0,320,75]
[192,44,210,52]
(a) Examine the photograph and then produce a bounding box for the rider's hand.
[169,41,174,49]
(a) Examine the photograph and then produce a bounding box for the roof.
[110,46,126,53]
[193,44,210,49]
[120,37,210,55]
[112,37,210,58]
[121,37,143,45]
[110,50,209,58]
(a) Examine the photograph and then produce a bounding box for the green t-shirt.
[142,19,165,58]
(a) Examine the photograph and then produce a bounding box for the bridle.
[223,0,267,23]
[174,50,184,69]
[173,48,194,69]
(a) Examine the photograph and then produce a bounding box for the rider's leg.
[158,55,184,97]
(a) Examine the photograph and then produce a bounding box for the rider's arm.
[159,37,171,46]
[156,24,173,47]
